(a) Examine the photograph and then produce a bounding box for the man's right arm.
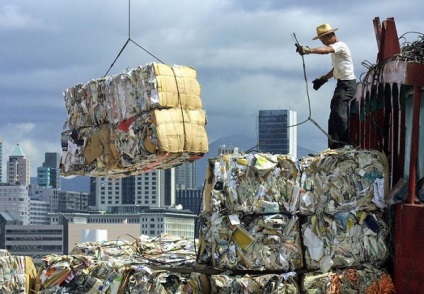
[310,46,335,55]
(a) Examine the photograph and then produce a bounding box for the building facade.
[58,191,89,211]
[37,152,61,189]
[0,184,29,225]
[2,223,64,257]
[175,162,197,190]
[91,169,175,211]
[257,110,297,159]
[218,144,239,156]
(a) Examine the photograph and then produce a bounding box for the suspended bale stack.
[60,63,208,177]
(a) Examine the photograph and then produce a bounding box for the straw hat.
[313,24,338,40]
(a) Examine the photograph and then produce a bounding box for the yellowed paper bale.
[154,108,208,153]
[152,63,197,79]
[156,75,201,97]
[157,92,202,110]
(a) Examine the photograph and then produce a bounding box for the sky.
[0,0,422,179]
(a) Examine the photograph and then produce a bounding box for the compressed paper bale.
[299,148,389,215]
[155,92,202,110]
[155,75,201,98]
[63,63,203,129]
[204,153,299,214]
[154,108,208,153]
[197,211,303,271]
[301,211,389,272]
[151,63,197,78]
[60,121,206,178]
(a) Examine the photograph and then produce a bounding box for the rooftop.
[10,144,26,157]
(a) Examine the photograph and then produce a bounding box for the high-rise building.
[7,144,30,186]
[57,191,89,211]
[0,184,29,225]
[175,162,197,190]
[257,110,297,159]
[37,152,61,189]
[91,169,175,211]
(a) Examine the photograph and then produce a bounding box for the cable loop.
[103,0,166,77]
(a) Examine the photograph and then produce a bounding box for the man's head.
[312,23,338,40]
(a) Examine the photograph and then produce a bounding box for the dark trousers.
[328,79,357,149]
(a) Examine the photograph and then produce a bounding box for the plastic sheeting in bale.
[298,148,389,215]
[60,62,208,178]
[301,211,389,273]
[203,153,299,214]
[301,267,395,293]
[197,212,303,271]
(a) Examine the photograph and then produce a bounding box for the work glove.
[312,76,328,90]
[295,44,311,55]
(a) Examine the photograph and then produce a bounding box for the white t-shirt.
[330,41,356,80]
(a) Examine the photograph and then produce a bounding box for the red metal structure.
[350,17,424,293]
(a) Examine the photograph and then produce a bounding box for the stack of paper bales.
[60,63,208,178]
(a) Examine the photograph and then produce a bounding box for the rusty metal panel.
[394,204,424,293]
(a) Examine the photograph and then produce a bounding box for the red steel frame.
[350,17,424,293]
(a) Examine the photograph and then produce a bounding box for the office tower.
[92,169,175,211]
[0,185,29,225]
[7,144,30,186]
[176,189,202,215]
[37,152,61,188]
[258,110,297,159]
[57,191,89,211]
[175,161,197,190]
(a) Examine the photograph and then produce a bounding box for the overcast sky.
[0,0,422,179]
